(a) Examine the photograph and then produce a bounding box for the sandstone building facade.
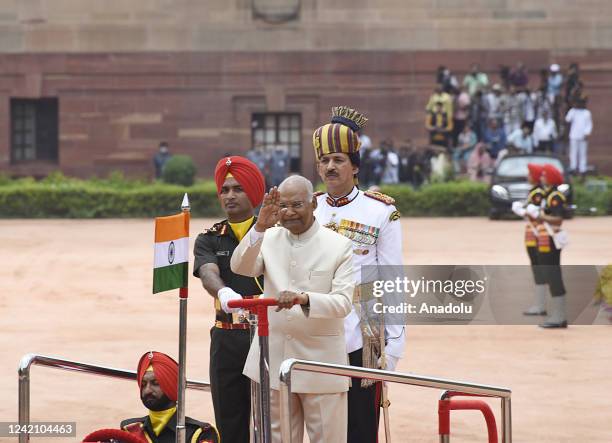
[1,0,611,179]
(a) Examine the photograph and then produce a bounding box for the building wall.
[2,50,611,179]
[2,0,612,52]
[1,2,611,178]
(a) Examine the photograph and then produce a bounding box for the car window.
[496,157,564,177]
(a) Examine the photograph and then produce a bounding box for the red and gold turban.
[527,163,544,182]
[542,164,564,186]
[312,106,368,160]
[214,156,266,207]
[137,351,179,402]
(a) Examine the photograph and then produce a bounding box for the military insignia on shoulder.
[364,190,395,205]
[389,210,401,221]
[313,191,326,198]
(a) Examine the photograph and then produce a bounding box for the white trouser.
[569,139,588,173]
[269,388,347,443]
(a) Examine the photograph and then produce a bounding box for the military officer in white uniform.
[312,106,405,442]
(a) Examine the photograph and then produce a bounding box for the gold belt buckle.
[232,311,248,324]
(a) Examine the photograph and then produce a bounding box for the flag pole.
[176,193,190,443]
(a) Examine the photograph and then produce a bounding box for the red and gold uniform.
[524,188,545,249]
[525,177,546,261]
[536,186,567,296]
[522,164,548,316]
[537,164,568,328]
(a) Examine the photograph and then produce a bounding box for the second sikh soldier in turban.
[120,351,219,443]
[512,163,548,315]
[192,156,265,443]
[312,106,406,442]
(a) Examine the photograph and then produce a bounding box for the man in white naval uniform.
[312,106,405,442]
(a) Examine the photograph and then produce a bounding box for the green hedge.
[162,155,197,187]
[0,173,222,218]
[0,185,225,218]
[572,179,612,216]
[0,173,610,218]
[380,181,490,216]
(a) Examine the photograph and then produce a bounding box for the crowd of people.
[425,62,593,181]
[155,63,592,189]
[357,136,446,189]
[153,61,592,190]
[342,61,593,190]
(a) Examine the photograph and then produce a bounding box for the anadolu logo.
[168,241,175,264]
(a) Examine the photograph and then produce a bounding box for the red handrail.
[439,396,498,443]
[228,297,298,337]
[229,298,278,309]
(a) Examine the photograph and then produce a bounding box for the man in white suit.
[231,175,354,443]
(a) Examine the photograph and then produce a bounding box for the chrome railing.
[18,354,210,443]
[279,359,512,443]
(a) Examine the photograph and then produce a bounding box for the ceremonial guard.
[312,106,405,442]
[512,163,548,315]
[534,163,569,328]
[193,156,265,443]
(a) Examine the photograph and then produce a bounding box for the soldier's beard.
[142,393,174,411]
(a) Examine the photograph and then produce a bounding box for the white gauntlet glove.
[526,204,540,219]
[218,287,243,314]
[377,354,399,372]
[511,201,526,217]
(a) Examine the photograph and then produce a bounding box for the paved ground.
[1,217,611,442]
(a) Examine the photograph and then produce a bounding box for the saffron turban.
[214,156,265,208]
[527,163,544,182]
[312,106,368,161]
[137,351,178,402]
[542,164,564,186]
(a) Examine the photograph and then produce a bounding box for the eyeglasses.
[279,201,306,210]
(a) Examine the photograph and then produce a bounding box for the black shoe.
[523,310,547,316]
[539,321,568,329]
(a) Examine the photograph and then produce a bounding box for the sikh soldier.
[120,351,219,443]
[512,163,548,315]
[193,156,265,443]
[534,164,568,328]
[312,106,405,442]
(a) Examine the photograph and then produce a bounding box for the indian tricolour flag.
[153,212,189,294]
